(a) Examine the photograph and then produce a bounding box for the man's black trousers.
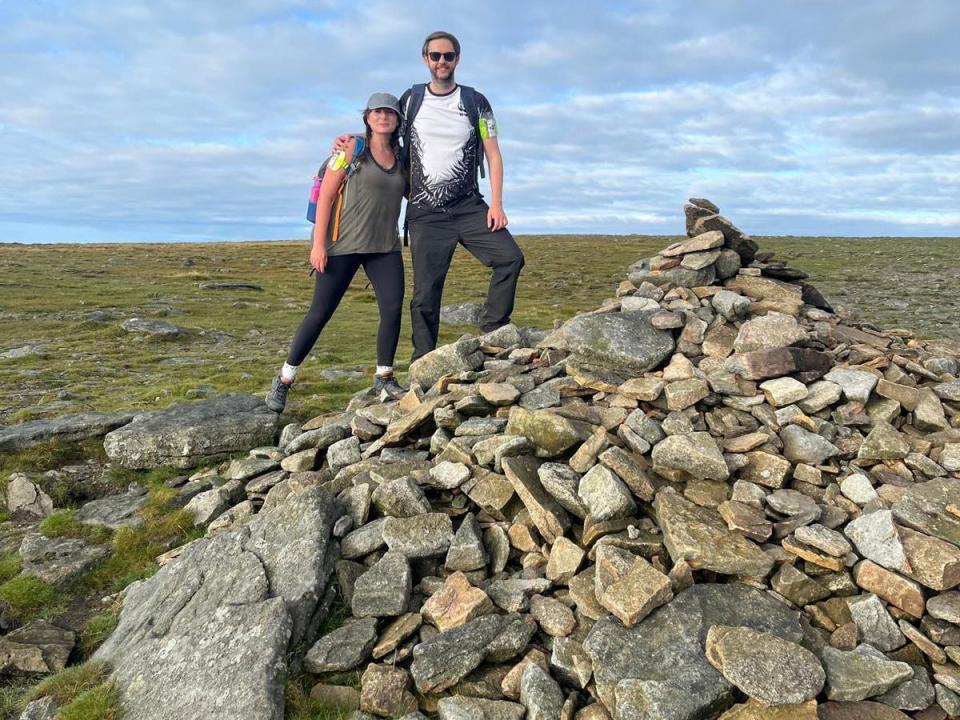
[407,195,525,362]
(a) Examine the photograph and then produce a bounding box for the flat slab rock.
[584,583,803,720]
[74,484,149,529]
[538,311,675,376]
[95,486,337,720]
[103,393,278,469]
[0,411,135,452]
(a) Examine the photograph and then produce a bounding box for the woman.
[266,92,408,413]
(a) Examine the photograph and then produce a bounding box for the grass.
[23,661,111,706]
[57,682,123,720]
[0,553,22,584]
[78,603,122,658]
[4,235,956,427]
[39,509,113,544]
[0,575,64,623]
[74,486,202,595]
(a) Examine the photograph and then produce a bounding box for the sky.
[1,0,959,243]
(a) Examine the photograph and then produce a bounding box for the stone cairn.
[31,198,960,720]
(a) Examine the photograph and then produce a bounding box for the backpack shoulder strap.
[458,85,486,180]
[400,84,425,167]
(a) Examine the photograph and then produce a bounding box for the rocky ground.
[3,199,960,719]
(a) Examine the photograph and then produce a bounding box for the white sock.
[376,366,393,377]
[280,362,299,384]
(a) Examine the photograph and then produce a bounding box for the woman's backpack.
[306,134,366,225]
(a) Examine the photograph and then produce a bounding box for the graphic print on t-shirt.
[408,86,497,210]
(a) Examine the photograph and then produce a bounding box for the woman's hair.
[361,109,401,164]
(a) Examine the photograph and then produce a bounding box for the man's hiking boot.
[266,376,292,412]
[374,374,407,401]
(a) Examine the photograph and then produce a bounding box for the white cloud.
[1,0,959,243]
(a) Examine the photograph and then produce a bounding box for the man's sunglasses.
[427,51,457,62]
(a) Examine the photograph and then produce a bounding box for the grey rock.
[893,477,960,547]
[488,577,552,613]
[304,617,378,673]
[651,432,729,481]
[538,312,675,376]
[371,476,431,517]
[121,317,183,337]
[225,456,280,481]
[502,456,571,543]
[733,313,808,353]
[584,584,803,720]
[654,489,774,577]
[17,697,59,720]
[383,513,454,558]
[0,621,74,674]
[411,613,530,694]
[794,524,852,557]
[858,421,911,461]
[821,643,913,701]
[577,464,637,521]
[538,463,588,519]
[285,423,351,455]
[780,425,840,465]
[75,484,148,529]
[840,473,880,505]
[103,393,278,469]
[409,337,485,390]
[327,436,362,472]
[926,591,960,624]
[456,417,508,436]
[844,510,908,572]
[445,512,488,572]
[937,684,960,716]
[351,550,412,618]
[520,664,565,720]
[824,367,879,404]
[428,461,472,489]
[436,696,525,720]
[550,636,593,689]
[340,517,387,559]
[184,479,245,526]
[95,487,338,720]
[712,290,750,321]
[876,664,935,711]
[5,474,54,519]
[19,532,110,586]
[704,624,825,704]
[0,411,134,452]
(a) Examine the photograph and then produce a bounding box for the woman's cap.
[365,92,401,114]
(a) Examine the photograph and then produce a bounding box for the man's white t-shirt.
[407,85,497,210]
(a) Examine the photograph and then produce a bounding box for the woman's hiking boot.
[266,376,292,412]
[374,374,407,401]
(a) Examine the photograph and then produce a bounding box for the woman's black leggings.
[287,251,404,367]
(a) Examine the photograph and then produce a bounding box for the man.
[401,31,524,362]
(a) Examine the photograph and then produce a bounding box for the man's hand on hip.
[487,203,508,231]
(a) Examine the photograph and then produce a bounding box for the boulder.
[539,312,675,376]
[95,487,338,720]
[0,411,134,452]
[408,337,485,390]
[584,583,803,720]
[103,393,278,469]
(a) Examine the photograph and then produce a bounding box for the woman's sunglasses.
[427,51,457,62]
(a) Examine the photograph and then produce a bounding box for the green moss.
[0,553,22,584]
[57,682,123,720]
[39,509,113,544]
[0,575,64,623]
[24,660,111,706]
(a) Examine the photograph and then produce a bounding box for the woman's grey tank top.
[326,152,405,256]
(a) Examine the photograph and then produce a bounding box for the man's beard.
[430,67,456,86]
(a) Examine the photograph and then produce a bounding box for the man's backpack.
[306,134,366,231]
[400,84,486,186]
